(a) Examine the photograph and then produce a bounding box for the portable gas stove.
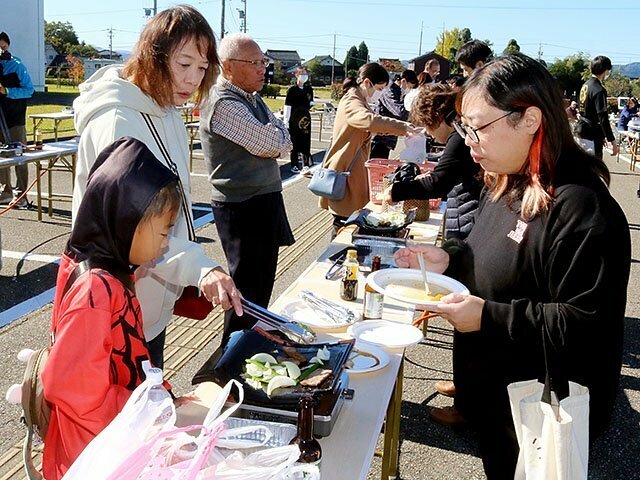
[231,371,353,437]
[352,225,410,240]
[193,327,356,438]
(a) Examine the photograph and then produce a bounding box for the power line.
[283,0,640,10]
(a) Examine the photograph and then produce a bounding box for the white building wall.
[2,0,45,92]
[82,59,119,81]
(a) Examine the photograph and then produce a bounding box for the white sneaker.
[290,166,300,174]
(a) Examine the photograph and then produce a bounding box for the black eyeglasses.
[228,58,270,68]
[453,111,518,143]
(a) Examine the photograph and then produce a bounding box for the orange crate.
[365,158,437,205]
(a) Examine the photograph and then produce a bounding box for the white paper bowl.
[367,268,469,307]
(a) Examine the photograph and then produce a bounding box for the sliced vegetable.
[243,348,331,395]
[281,361,301,380]
[266,376,296,396]
[250,353,278,364]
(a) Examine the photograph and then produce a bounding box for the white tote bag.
[508,327,590,480]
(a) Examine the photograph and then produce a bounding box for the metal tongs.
[300,290,358,325]
[241,298,316,344]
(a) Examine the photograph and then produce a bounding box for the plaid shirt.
[209,79,292,158]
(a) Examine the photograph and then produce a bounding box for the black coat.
[391,131,482,239]
[446,151,630,438]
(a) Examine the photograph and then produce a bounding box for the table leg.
[36,162,42,222]
[71,154,76,192]
[54,120,59,142]
[47,159,53,216]
[381,356,403,479]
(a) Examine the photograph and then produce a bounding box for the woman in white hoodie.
[72,5,242,368]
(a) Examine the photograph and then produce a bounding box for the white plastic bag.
[63,361,176,480]
[202,445,320,480]
[398,131,426,163]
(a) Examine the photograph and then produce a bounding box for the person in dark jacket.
[455,39,493,78]
[284,66,314,174]
[383,82,482,425]
[383,82,482,241]
[370,70,416,159]
[578,55,618,159]
[395,53,630,479]
[617,97,638,131]
[0,32,34,207]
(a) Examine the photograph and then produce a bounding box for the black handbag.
[575,116,595,141]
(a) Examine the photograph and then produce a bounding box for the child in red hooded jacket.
[41,137,181,480]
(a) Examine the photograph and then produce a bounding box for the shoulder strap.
[345,145,363,173]
[141,112,196,241]
[321,139,363,174]
[61,260,134,303]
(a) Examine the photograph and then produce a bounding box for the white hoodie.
[73,66,218,341]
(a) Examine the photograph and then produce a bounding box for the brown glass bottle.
[363,255,384,319]
[340,249,359,301]
[290,396,322,465]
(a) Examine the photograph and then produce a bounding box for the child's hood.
[67,137,178,272]
[73,65,166,134]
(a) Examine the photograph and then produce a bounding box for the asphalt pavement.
[0,133,639,479]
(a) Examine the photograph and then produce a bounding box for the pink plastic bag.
[106,422,226,480]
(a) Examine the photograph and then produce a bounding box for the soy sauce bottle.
[290,396,322,465]
[340,249,359,301]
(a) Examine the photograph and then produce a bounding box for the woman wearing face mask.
[284,66,314,174]
[394,53,630,478]
[319,62,421,234]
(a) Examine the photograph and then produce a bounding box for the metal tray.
[344,208,416,235]
[193,328,355,408]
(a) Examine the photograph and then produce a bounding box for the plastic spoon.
[416,252,432,296]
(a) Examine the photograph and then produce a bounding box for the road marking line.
[0,166,320,327]
[0,287,56,328]
[1,250,60,264]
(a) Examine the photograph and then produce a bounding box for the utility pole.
[537,42,543,62]
[242,0,247,32]
[237,0,247,33]
[331,33,336,85]
[108,27,113,60]
[418,21,423,56]
[221,0,226,39]
[144,0,157,17]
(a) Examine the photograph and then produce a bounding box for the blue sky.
[44,0,640,65]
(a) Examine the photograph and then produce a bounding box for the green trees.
[548,54,590,97]
[344,42,369,75]
[434,28,475,72]
[305,59,324,81]
[503,39,521,55]
[45,21,99,58]
[357,42,369,65]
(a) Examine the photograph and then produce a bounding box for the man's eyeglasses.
[453,110,520,143]
[229,58,270,68]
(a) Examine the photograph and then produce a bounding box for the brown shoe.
[429,406,466,426]
[434,380,456,397]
